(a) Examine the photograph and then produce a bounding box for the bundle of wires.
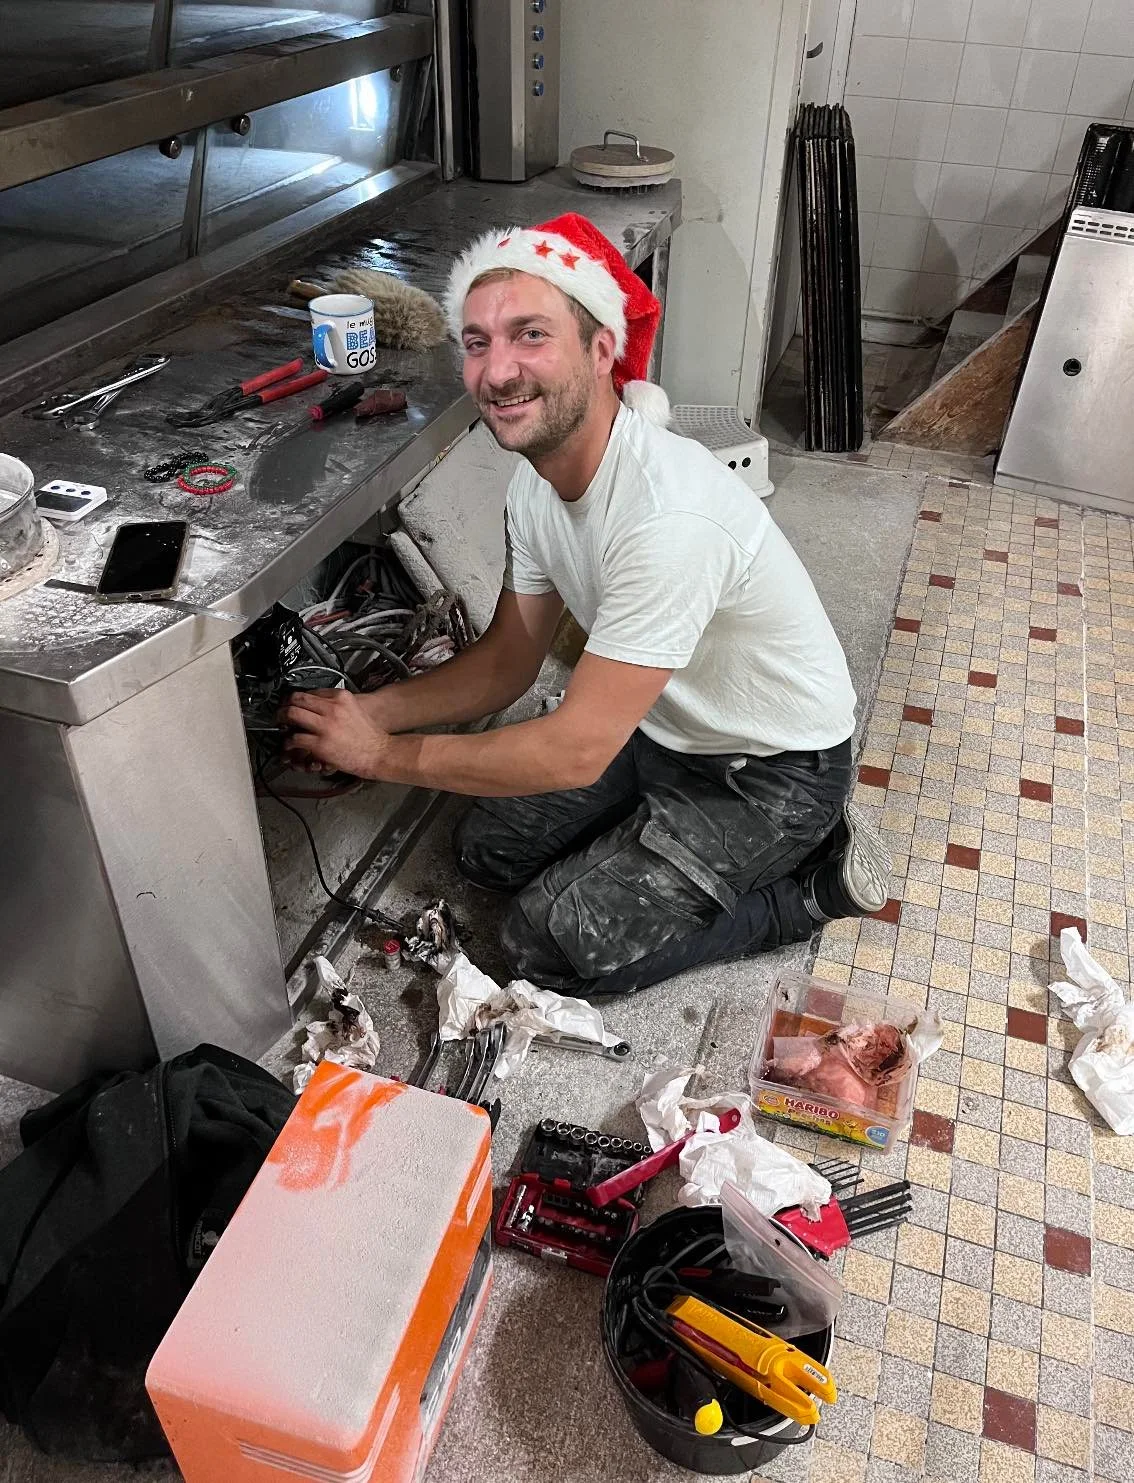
[298,549,471,690]
[236,544,471,937]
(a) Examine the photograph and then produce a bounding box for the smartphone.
[96,521,190,602]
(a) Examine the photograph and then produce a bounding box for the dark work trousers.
[453,730,853,998]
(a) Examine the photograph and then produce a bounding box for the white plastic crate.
[670,404,774,499]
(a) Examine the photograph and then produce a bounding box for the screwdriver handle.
[260,369,328,404]
[241,358,304,395]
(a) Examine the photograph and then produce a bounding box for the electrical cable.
[255,753,403,935]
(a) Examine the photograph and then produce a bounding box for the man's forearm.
[370,713,603,797]
[359,635,532,732]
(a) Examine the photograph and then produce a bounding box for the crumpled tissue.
[293,956,380,1094]
[1049,926,1134,1135]
[435,951,620,1079]
[636,1063,832,1217]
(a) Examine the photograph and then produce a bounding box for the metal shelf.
[0,13,434,192]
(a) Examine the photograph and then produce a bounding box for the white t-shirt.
[502,404,856,757]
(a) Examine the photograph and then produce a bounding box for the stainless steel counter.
[0,170,681,725]
[0,168,680,1090]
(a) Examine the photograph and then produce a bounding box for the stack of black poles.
[795,103,864,452]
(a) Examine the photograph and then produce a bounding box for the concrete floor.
[0,450,923,1482]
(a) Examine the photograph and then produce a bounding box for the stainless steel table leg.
[0,644,291,1090]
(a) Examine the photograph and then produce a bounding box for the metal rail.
[0,15,434,192]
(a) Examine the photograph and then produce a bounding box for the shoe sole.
[841,802,892,913]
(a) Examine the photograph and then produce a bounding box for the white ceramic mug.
[309,293,377,375]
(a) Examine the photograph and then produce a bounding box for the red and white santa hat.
[445,211,671,426]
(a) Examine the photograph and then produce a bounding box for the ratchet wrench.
[29,354,170,421]
[531,1032,632,1061]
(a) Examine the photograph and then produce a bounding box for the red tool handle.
[259,369,328,404]
[587,1107,742,1208]
[240,359,304,396]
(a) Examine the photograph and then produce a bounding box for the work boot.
[797,803,891,921]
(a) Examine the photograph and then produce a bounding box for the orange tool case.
[146,1062,492,1482]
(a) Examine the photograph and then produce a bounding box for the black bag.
[0,1043,295,1461]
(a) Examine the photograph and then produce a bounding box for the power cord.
[255,754,404,937]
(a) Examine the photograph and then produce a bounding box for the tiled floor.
[769,478,1134,1483]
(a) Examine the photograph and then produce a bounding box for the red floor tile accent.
[1044,1226,1092,1275]
[1055,715,1085,736]
[968,670,997,688]
[858,765,891,788]
[983,1388,1037,1451]
[911,1109,955,1153]
[1036,516,1060,529]
[920,510,942,522]
[871,898,903,925]
[1051,912,1087,941]
[946,843,981,870]
[894,616,922,633]
[1030,626,1057,642]
[1057,581,1081,597]
[1006,1007,1048,1044]
[903,704,934,725]
[929,574,955,589]
[984,549,1009,563]
[1020,778,1053,803]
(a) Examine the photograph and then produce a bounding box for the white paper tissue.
[1049,927,1134,1135]
[293,956,380,1094]
[435,951,620,1078]
[636,1063,832,1216]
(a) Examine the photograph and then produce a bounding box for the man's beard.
[479,361,592,459]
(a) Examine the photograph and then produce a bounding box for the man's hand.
[279,689,393,780]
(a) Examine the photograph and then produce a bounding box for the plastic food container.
[748,972,921,1151]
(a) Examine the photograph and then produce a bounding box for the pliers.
[167,359,328,427]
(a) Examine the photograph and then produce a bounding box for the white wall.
[560,0,804,410]
[845,0,1134,322]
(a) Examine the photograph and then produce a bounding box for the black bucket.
[601,1207,833,1475]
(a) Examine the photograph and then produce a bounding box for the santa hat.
[444,211,671,426]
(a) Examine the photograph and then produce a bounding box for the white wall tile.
[966,0,1029,48]
[858,210,880,267]
[848,96,899,156]
[1011,50,1078,113]
[985,168,1050,228]
[910,0,971,43]
[872,212,932,269]
[944,104,1008,165]
[915,272,966,318]
[900,39,964,101]
[973,221,1027,279]
[856,154,889,213]
[1082,0,1134,60]
[890,100,953,160]
[921,217,984,275]
[880,156,942,215]
[1022,0,1091,52]
[864,266,919,314]
[1054,114,1105,175]
[854,0,916,38]
[847,35,909,98]
[955,44,1021,107]
[1043,175,1072,220]
[997,109,1065,172]
[933,162,995,221]
[1069,54,1134,119]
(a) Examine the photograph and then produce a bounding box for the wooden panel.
[880,307,1035,455]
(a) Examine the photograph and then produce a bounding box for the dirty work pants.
[453,731,853,998]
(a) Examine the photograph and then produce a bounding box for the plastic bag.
[720,1181,843,1340]
[1049,927,1134,1135]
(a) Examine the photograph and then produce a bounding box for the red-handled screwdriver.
[309,379,366,423]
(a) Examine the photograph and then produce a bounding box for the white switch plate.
[35,480,108,522]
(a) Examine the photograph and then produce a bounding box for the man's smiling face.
[460,271,608,459]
